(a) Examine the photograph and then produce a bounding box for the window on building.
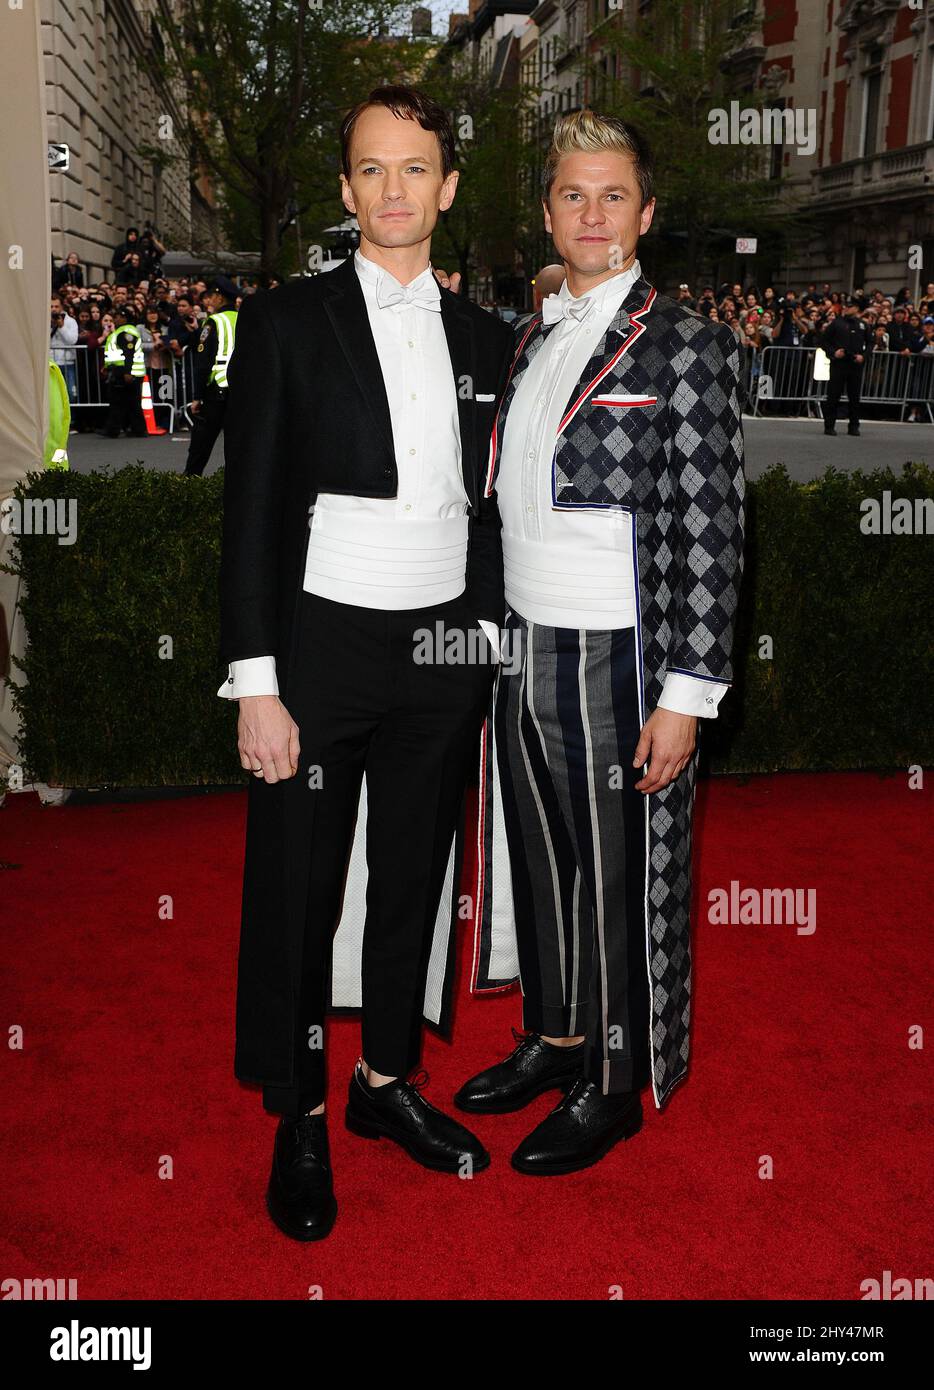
[150,17,165,61]
[861,47,883,158]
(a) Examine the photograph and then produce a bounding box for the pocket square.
[590,394,658,407]
[476,393,496,402]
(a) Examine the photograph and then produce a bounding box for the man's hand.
[190,400,200,414]
[834,348,845,358]
[238,695,300,783]
[632,708,697,794]
[432,267,462,295]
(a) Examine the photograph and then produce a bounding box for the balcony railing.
[812,141,934,202]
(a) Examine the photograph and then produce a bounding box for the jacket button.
[382,467,392,477]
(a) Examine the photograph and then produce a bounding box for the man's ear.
[640,197,657,237]
[340,174,356,216]
[439,169,459,213]
[542,198,552,235]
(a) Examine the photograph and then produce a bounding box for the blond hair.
[542,110,655,208]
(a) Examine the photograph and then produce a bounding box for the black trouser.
[102,377,146,436]
[823,358,864,431]
[261,588,494,1117]
[495,611,651,1096]
[184,391,227,475]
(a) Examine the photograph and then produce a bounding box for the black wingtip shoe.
[266,1113,338,1241]
[511,1078,644,1176]
[346,1064,490,1174]
[454,1028,586,1114]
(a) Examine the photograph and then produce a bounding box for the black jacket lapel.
[321,257,395,460]
[439,285,477,508]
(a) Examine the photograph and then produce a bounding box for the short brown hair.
[542,110,655,209]
[340,85,456,180]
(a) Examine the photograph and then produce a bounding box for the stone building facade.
[42,0,219,282]
[445,0,934,302]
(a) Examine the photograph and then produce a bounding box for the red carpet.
[0,772,929,1300]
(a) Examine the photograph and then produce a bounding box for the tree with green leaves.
[580,0,812,286]
[148,1,427,277]
[418,54,537,300]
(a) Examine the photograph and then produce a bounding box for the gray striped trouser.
[496,609,652,1095]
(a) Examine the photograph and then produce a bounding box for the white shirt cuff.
[478,619,501,662]
[657,671,728,718]
[217,656,279,700]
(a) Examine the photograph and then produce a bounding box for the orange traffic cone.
[141,375,167,435]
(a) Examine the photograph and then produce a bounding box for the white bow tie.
[375,273,441,313]
[541,293,594,326]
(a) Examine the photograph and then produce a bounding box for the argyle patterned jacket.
[470,274,746,1109]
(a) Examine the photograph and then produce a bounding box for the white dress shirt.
[498,260,727,719]
[219,249,496,700]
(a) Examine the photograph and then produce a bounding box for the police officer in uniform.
[183,274,240,476]
[96,306,147,438]
[821,297,873,437]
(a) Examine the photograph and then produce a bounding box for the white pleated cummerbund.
[303,506,470,610]
[503,532,636,630]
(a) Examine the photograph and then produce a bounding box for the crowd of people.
[49,227,934,434]
[675,278,934,421]
[676,278,934,356]
[48,226,276,434]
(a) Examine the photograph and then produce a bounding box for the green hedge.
[706,462,932,773]
[3,462,932,786]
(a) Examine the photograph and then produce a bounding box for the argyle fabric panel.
[478,280,746,1108]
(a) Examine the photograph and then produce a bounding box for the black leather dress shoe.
[847,426,860,436]
[511,1078,643,1175]
[823,427,837,436]
[266,1113,337,1241]
[454,1028,585,1114]
[345,1065,490,1174]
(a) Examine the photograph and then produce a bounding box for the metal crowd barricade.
[736,343,756,413]
[752,345,933,420]
[858,351,914,415]
[752,345,823,417]
[903,354,934,423]
[63,343,196,433]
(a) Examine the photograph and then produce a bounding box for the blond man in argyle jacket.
[459,111,746,1175]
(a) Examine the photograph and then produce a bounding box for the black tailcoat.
[218,257,514,1087]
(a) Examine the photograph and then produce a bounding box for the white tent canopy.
[0,0,49,778]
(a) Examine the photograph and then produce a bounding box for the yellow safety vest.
[103,324,145,378]
[208,309,238,389]
[45,360,70,469]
